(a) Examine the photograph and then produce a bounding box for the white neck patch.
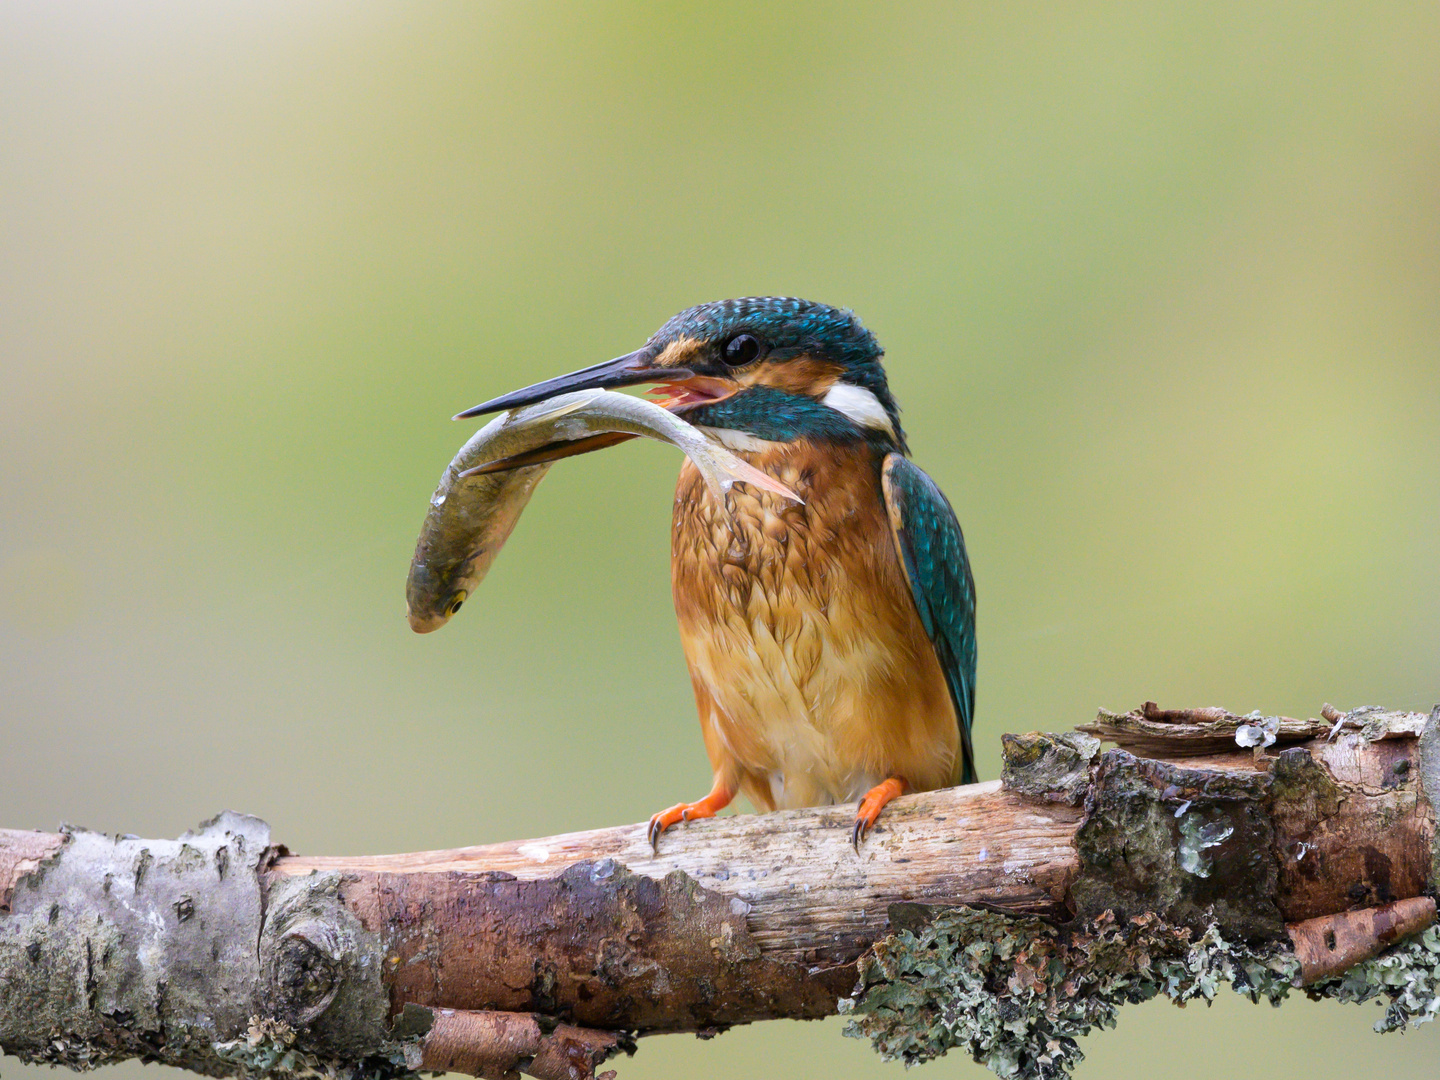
[821,382,896,438]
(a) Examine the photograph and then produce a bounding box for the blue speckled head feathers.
[651,297,879,368]
[649,297,906,450]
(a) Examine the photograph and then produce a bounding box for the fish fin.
[690,442,803,505]
[724,456,803,504]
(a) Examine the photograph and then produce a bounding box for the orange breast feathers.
[670,438,959,812]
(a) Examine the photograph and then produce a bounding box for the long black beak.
[454,349,693,419]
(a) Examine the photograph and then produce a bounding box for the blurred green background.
[3,2,1438,1077]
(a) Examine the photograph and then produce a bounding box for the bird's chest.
[670,439,889,651]
[669,438,951,806]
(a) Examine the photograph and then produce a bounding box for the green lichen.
[844,905,1440,1080]
[840,907,1298,1080]
[1311,923,1440,1032]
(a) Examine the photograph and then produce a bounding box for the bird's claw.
[647,798,721,852]
[851,815,869,851]
[851,776,908,853]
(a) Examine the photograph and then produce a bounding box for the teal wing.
[881,454,977,784]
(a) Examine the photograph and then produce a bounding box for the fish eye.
[445,591,467,616]
[722,333,765,367]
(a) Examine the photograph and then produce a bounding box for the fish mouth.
[407,608,448,634]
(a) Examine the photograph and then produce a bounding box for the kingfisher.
[457,297,976,849]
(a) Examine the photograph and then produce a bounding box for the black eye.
[723,333,764,367]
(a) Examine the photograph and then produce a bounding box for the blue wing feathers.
[882,454,977,784]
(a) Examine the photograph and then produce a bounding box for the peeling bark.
[0,830,64,914]
[1077,702,1332,756]
[2,703,1438,1080]
[419,1010,630,1080]
[1287,897,1438,983]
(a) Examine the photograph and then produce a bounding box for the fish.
[406,389,800,633]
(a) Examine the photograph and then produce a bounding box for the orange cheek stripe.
[653,336,703,369]
[749,356,845,395]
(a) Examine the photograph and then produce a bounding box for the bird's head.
[458,297,906,453]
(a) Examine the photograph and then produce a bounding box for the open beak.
[454,349,693,419]
[453,348,740,475]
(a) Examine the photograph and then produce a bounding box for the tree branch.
[2,704,1437,1080]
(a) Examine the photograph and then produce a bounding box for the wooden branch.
[420,1009,629,1080]
[1287,897,1437,983]
[275,778,1080,964]
[2,704,1438,1080]
[1076,701,1330,756]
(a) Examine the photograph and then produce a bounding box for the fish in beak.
[453,348,736,471]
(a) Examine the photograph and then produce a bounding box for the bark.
[1286,896,1437,983]
[1,703,1437,1080]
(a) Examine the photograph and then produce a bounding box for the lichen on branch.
[842,903,1440,1080]
[1316,923,1440,1032]
[842,906,1296,1080]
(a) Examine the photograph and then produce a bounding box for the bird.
[457,297,976,849]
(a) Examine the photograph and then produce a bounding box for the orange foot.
[853,777,909,850]
[647,779,734,851]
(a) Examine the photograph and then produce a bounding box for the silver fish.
[406,389,799,633]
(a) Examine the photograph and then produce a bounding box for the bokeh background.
[4,3,1439,1077]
